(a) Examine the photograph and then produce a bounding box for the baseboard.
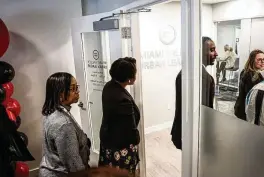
[144,121,173,135]
[29,168,39,177]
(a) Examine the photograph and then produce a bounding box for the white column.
[181,0,201,176]
[131,13,147,177]
[239,19,252,72]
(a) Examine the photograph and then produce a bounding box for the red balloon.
[2,97,8,106]
[15,162,29,177]
[6,108,16,122]
[2,82,14,98]
[5,98,21,117]
[0,19,10,57]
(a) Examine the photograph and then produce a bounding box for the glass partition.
[199,0,264,177]
[199,106,264,177]
[137,2,182,177]
[215,20,241,116]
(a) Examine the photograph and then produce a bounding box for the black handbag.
[0,104,34,162]
[4,131,35,162]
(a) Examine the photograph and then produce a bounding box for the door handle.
[78,101,86,110]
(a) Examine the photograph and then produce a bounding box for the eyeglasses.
[70,85,79,93]
[256,58,264,63]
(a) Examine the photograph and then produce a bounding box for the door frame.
[71,12,113,166]
[70,5,149,172]
[181,0,201,176]
[71,0,201,176]
[125,0,201,177]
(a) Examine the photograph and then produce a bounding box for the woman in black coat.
[99,57,140,175]
[234,49,264,120]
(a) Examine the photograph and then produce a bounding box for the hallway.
[145,129,182,177]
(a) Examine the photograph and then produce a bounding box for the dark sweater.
[100,80,140,149]
[234,70,264,120]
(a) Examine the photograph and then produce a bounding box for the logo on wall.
[93,50,99,60]
[159,25,176,45]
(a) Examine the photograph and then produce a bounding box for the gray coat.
[39,107,90,177]
[246,81,264,125]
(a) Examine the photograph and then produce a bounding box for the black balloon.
[16,116,21,129]
[18,132,28,147]
[0,61,15,84]
[0,85,6,103]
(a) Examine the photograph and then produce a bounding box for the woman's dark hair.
[244,49,264,73]
[109,57,137,83]
[42,72,73,116]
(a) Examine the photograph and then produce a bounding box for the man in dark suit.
[171,36,218,150]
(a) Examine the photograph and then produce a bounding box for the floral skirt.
[98,144,139,174]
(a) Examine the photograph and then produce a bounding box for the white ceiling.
[171,0,232,4]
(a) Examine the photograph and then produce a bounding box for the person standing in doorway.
[171,36,218,150]
[99,57,140,176]
[234,50,264,120]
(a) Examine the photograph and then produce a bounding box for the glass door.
[71,11,146,175]
[71,13,114,166]
[123,12,147,177]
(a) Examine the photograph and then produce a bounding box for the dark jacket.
[171,67,215,149]
[100,80,140,149]
[234,70,264,120]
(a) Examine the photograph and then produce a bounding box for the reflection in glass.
[199,1,264,176]
[214,20,241,116]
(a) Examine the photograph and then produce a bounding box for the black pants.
[217,61,226,82]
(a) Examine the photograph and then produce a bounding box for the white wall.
[202,4,214,38]
[0,0,82,171]
[250,18,264,51]
[139,2,214,130]
[213,0,264,71]
[217,23,237,57]
[213,0,264,21]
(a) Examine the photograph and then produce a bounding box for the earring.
[128,80,131,84]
